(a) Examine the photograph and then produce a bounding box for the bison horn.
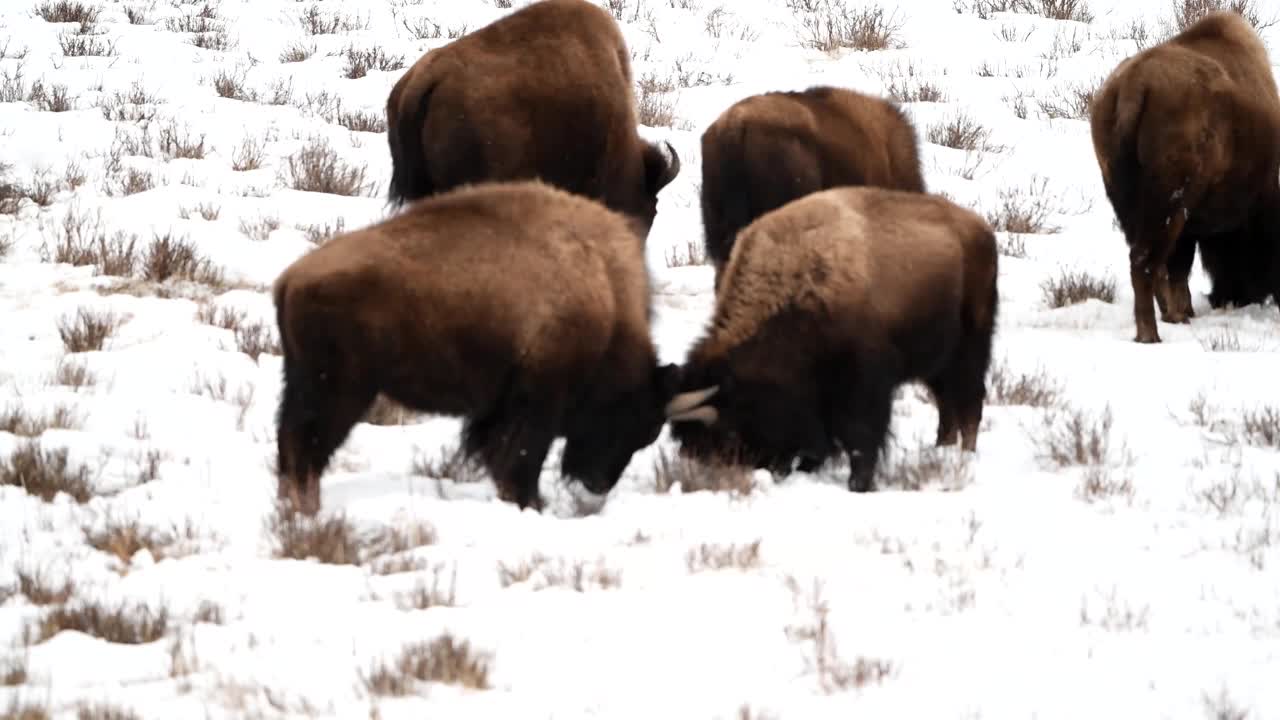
[668,405,718,425]
[663,139,681,177]
[664,385,719,417]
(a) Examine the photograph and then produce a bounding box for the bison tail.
[700,122,755,271]
[1102,78,1150,232]
[385,67,440,209]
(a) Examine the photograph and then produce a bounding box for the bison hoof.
[1133,331,1161,344]
[1160,312,1191,325]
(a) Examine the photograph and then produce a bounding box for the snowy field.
[3,0,1280,717]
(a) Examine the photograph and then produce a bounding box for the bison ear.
[644,140,681,195]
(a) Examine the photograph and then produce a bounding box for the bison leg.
[275,355,376,516]
[925,376,959,448]
[1129,210,1186,344]
[1161,231,1197,323]
[466,384,561,511]
[831,358,897,493]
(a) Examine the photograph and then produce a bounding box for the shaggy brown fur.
[666,187,999,493]
[1090,9,1280,343]
[385,0,681,238]
[699,85,926,287]
[273,180,681,515]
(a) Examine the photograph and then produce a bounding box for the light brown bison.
[699,85,926,287]
[273,180,682,515]
[384,0,681,238]
[666,186,999,493]
[1090,9,1280,343]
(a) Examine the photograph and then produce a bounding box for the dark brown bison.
[665,186,999,493]
[1089,9,1280,344]
[273,180,683,515]
[698,85,926,287]
[384,0,682,238]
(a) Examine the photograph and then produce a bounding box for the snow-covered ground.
[3,0,1280,717]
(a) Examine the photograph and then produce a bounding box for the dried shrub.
[410,443,486,484]
[1038,81,1096,120]
[986,176,1060,234]
[1,403,82,437]
[83,516,186,568]
[1239,405,1280,448]
[156,120,206,160]
[496,554,622,591]
[13,567,75,605]
[341,46,404,79]
[281,138,370,196]
[885,78,945,103]
[0,441,95,503]
[926,111,991,151]
[267,505,371,565]
[361,395,419,426]
[140,231,223,285]
[336,109,386,133]
[394,563,458,610]
[784,576,894,693]
[794,1,905,52]
[665,238,708,267]
[986,360,1061,407]
[876,446,974,491]
[1033,403,1116,468]
[636,73,678,128]
[57,307,122,352]
[651,447,755,496]
[1040,268,1116,308]
[1168,0,1275,32]
[233,321,281,362]
[279,41,315,63]
[685,540,763,572]
[230,135,264,172]
[1075,463,1134,503]
[40,208,139,275]
[34,0,99,24]
[362,634,491,695]
[297,4,365,35]
[28,600,169,645]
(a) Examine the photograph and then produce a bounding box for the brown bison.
[273,180,683,515]
[665,186,999,493]
[384,0,682,238]
[698,85,926,287]
[1089,9,1280,344]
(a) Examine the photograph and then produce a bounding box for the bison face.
[666,372,834,475]
[560,362,683,495]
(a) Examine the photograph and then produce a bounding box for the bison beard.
[665,187,999,493]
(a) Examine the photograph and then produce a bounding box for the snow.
[3,0,1280,717]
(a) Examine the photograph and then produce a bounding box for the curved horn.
[665,385,719,417]
[663,139,681,179]
[668,406,718,425]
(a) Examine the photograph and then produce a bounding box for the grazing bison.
[1089,9,1280,344]
[273,180,682,515]
[665,186,999,493]
[384,0,682,238]
[699,85,926,286]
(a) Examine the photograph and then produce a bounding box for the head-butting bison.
[384,0,681,239]
[1090,10,1280,344]
[698,85,926,288]
[664,186,999,493]
[273,180,682,515]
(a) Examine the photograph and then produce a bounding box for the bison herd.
[272,0,1280,515]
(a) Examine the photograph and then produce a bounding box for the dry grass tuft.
[496,554,622,591]
[361,395,419,426]
[266,504,421,566]
[394,563,458,610]
[986,360,1062,407]
[28,600,169,645]
[686,540,763,572]
[986,176,1061,234]
[362,634,492,695]
[665,238,708,267]
[34,0,99,23]
[83,516,190,569]
[1,655,27,686]
[1032,403,1118,468]
[636,72,678,128]
[57,307,122,352]
[0,441,95,503]
[1239,405,1280,448]
[877,446,974,491]
[652,447,755,496]
[13,567,75,605]
[1040,268,1116,308]
[1,699,49,720]
[794,1,905,52]
[927,112,992,151]
[281,138,370,196]
[784,576,894,693]
[1169,0,1275,32]
[341,46,404,79]
[410,443,486,484]
[0,403,82,437]
[74,704,142,720]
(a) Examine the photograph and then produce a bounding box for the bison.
[698,85,926,287]
[1089,9,1280,344]
[665,186,999,493]
[273,180,683,515]
[384,0,682,238]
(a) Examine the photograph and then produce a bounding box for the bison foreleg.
[1162,230,1198,323]
[471,389,560,512]
[925,375,959,448]
[275,357,375,516]
[832,367,896,494]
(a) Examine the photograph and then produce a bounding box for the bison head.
[665,366,835,475]
[634,140,682,235]
[560,362,683,495]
